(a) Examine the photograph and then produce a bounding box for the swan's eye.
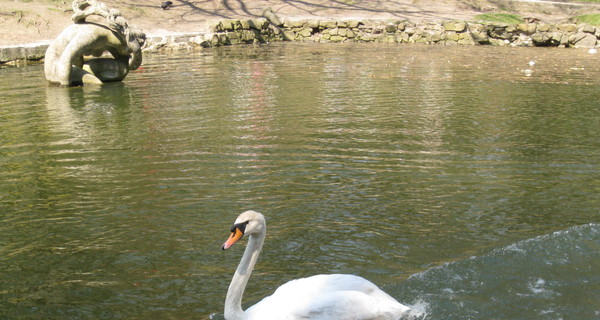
[230,220,249,233]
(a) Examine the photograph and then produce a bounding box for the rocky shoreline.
[163,16,599,49]
[2,12,599,65]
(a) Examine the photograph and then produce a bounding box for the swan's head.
[222,210,265,250]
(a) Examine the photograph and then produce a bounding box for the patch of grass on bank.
[574,13,600,25]
[474,12,523,24]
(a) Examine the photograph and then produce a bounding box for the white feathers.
[223,211,409,320]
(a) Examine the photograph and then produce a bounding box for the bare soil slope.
[0,0,588,46]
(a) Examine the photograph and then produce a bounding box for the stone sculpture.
[44,0,146,85]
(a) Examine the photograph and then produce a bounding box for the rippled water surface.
[1,43,599,319]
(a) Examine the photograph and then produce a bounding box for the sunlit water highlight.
[1,43,599,319]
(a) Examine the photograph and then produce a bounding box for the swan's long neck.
[224,228,265,320]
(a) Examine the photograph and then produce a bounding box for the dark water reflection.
[1,43,599,319]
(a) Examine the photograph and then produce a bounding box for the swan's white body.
[222,210,409,320]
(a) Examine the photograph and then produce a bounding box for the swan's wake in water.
[212,223,599,320]
[395,223,600,319]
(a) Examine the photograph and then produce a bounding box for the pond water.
[1,43,599,319]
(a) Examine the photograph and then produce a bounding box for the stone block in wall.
[511,34,533,47]
[240,30,258,42]
[421,34,433,43]
[286,19,307,28]
[457,32,477,45]
[209,33,221,46]
[396,33,409,43]
[443,21,466,32]
[489,26,513,40]
[569,32,586,43]
[282,30,295,41]
[505,24,517,33]
[358,33,375,42]
[240,20,250,30]
[553,32,570,46]
[190,36,211,48]
[298,27,313,38]
[307,20,320,29]
[320,20,338,29]
[467,24,486,43]
[489,38,511,46]
[385,23,398,33]
[248,18,269,30]
[560,33,571,46]
[359,21,379,32]
[558,24,578,33]
[329,35,345,42]
[445,31,459,41]
[227,31,240,44]
[0,44,48,63]
[345,20,362,28]
[373,25,385,34]
[516,23,536,34]
[572,33,598,48]
[411,32,431,44]
[383,35,396,43]
[430,22,444,31]
[471,31,489,44]
[359,25,373,33]
[488,22,508,28]
[220,19,241,31]
[338,28,350,37]
[580,24,596,34]
[376,33,388,42]
[233,19,243,30]
[260,29,273,42]
[537,23,552,32]
[269,25,281,34]
[531,32,551,45]
[549,31,567,46]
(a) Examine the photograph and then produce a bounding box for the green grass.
[474,13,523,24]
[574,13,600,25]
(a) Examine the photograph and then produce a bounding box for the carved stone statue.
[44,0,146,85]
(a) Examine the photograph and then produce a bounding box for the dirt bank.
[0,0,592,46]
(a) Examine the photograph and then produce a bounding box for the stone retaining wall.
[0,42,51,65]
[2,17,599,64]
[198,18,599,49]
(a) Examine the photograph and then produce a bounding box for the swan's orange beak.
[222,227,244,250]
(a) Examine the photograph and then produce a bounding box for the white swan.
[221,210,409,320]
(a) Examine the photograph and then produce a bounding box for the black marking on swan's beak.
[222,221,249,250]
